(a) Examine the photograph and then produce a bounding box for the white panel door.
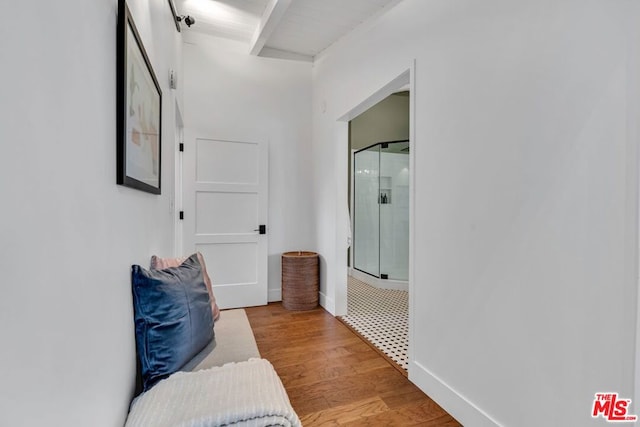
[183,136,268,309]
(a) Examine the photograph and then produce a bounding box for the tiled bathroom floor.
[338,276,408,371]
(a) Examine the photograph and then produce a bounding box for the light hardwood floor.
[245,303,461,426]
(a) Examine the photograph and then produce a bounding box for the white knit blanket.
[125,358,301,427]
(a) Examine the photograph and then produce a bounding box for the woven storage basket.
[282,251,319,311]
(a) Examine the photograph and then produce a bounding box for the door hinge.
[179,211,184,220]
[179,143,184,152]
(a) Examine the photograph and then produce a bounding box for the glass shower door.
[379,144,409,281]
[353,145,380,277]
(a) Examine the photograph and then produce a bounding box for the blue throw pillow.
[131,254,214,390]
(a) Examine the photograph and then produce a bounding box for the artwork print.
[117,2,162,194]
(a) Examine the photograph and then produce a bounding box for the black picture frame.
[167,0,181,32]
[117,1,162,194]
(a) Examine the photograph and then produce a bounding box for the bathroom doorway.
[340,89,411,372]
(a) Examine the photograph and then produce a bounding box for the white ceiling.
[176,0,401,60]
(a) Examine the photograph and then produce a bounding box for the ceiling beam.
[249,0,293,56]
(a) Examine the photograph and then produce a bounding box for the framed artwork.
[117,1,162,194]
[167,0,181,32]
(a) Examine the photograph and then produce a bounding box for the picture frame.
[167,0,181,32]
[117,1,162,194]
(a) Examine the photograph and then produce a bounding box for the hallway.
[245,303,459,426]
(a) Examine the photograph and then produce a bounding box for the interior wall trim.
[410,360,501,427]
[268,288,282,302]
[319,290,334,314]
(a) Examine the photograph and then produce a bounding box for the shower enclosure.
[352,140,409,284]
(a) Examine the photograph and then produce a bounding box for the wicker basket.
[282,251,319,311]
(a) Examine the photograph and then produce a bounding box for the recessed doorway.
[335,66,414,374]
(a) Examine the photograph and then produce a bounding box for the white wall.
[182,32,314,302]
[0,1,182,425]
[312,0,640,426]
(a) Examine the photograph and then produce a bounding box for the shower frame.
[350,139,409,290]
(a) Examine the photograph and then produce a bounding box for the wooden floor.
[245,303,461,426]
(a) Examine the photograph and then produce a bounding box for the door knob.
[254,225,266,234]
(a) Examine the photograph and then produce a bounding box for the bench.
[126,252,300,426]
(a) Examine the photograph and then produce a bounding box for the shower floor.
[338,276,409,371]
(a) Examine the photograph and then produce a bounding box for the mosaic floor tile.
[339,276,408,371]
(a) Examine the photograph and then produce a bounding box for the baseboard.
[319,291,335,315]
[268,288,281,302]
[410,360,501,427]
